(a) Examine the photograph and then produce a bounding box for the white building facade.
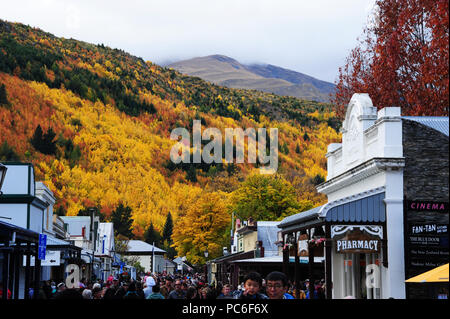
[278,93,448,299]
[0,163,82,298]
[317,94,406,299]
[122,240,166,274]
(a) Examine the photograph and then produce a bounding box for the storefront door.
[343,253,381,299]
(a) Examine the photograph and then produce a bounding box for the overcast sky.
[1,0,376,83]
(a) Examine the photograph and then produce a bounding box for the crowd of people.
[15,270,326,300]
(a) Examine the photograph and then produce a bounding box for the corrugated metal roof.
[278,206,324,229]
[60,216,90,221]
[402,116,449,136]
[256,221,280,257]
[47,235,71,246]
[126,240,166,253]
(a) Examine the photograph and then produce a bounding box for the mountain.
[167,55,335,102]
[0,20,341,255]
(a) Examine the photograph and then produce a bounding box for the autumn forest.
[0,19,342,263]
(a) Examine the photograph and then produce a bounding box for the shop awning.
[232,255,324,264]
[0,220,39,243]
[278,188,386,233]
[324,192,385,223]
[405,263,449,283]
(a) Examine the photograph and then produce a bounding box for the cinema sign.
[332,225,383,254]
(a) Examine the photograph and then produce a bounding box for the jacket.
[147,292,165,299]
[233,290,269,300]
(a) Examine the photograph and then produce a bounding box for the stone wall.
[403,120,449,202]
[402,119,449,299]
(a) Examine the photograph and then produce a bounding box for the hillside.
[0,19,341,258]
[167,55,335,102]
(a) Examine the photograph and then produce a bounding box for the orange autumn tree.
[333,0,449,118]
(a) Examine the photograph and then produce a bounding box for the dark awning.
[278,189,386,233]
[325,192,385,223]
[0,220,39,243]
[208,250,255,264]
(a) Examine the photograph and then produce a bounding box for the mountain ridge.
[168,54,335,102]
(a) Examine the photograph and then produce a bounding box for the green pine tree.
[186,165,197,182]
[30,125,57,155]
[162,212,176,258]
[281,142,289,155]
[69,145,81,167]
[111,203,134,239]
[144,222,161,247]
[311,174,325,186]
[162,212,173,243]
[303,132,310,141]
[0,84,9,106]
[42,127,57,154]
[30,124,44,152]
[0,141,20,161]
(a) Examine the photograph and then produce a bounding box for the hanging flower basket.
[309,237,326,246]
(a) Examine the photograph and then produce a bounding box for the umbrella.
[405,263,449,283]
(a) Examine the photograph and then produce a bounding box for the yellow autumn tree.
[171,191,231,265]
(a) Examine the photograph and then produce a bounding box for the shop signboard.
[406,201,448,212]
[297,234,309,257]
[404,201,449,299]
[406,222,448,267]
[38,233,47,260]
[41,250,61,266]
[23,250,61,267]
[332,225,383,254]
[404,201,449,269]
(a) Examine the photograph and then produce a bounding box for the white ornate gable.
[342,93,377,166]
[319,93,404,200]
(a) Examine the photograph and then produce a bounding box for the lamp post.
[0,163,7,195]
[0,163,11,221]
[204,249,209,284]
[89,208,96,281]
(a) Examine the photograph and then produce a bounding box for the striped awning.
[279,189,386,232]
[325,192,385,223]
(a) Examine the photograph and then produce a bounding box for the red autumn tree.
[332,0,449,119]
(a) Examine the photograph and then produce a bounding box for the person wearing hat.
[111,277,120,290]
[51,282,66,299]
